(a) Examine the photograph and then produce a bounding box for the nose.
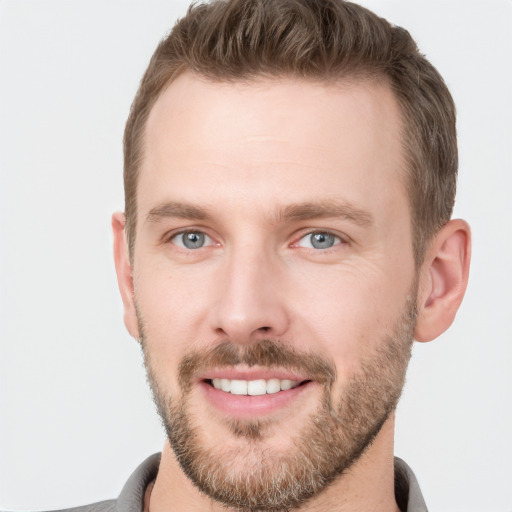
[209,244,290,345]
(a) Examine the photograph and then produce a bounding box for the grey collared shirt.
[41,453,428,512]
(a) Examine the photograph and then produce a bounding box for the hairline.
[126,69,429,267]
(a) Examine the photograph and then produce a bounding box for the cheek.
[136,260,210,327]
[288,263,414,374]
[134,268,214,386]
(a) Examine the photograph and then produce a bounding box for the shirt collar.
[118,453,428,512]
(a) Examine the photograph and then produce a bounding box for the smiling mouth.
[205,378,311,396]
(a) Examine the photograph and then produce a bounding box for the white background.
[1,1,511,511]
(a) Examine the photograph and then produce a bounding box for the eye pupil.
[310,232,335,249]
[183,231,205,249]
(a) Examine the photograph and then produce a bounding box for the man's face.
[130,74,418,509]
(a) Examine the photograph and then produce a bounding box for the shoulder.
[394,457,428,512]
[2,454,161,512]
[62,453,160,512]
[42,501,116,512]
[1,501,116,512]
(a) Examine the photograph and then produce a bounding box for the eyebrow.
[145,200,374,227]
[277,201,374,226]
[146,202,211,223]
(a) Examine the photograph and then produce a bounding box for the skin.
[113,73,471,511]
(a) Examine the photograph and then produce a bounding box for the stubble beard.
[139,295,416,512]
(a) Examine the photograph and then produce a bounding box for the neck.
[149,414,400,512]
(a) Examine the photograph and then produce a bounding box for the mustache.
[178,339,336,392]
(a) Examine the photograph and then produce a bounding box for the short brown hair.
[123,0,457,265]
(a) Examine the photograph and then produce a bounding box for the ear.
[112,212,140,340]
[415,219,471,342]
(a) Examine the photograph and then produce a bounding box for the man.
[71,0,472,510]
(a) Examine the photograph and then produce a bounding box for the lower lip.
[199,381,313,418]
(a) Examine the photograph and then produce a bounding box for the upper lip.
[196,367,311,383]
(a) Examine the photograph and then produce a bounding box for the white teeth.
[220,378,231,392]
[247,379,267,396]
[230,380,248,395]
[266,378,281,394]
[280,379,294,391]
[210,378,301,395]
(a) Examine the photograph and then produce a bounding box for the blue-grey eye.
[172,231,212,249]
[298,232,340,249]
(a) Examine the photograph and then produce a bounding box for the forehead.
[139,72,407,225]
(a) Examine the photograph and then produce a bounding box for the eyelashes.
[295,232,343,250]
[170,231,215,250]
[167,229,347,252]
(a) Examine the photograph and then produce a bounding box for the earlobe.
[112,212,140,340]
[414,219,471,342]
